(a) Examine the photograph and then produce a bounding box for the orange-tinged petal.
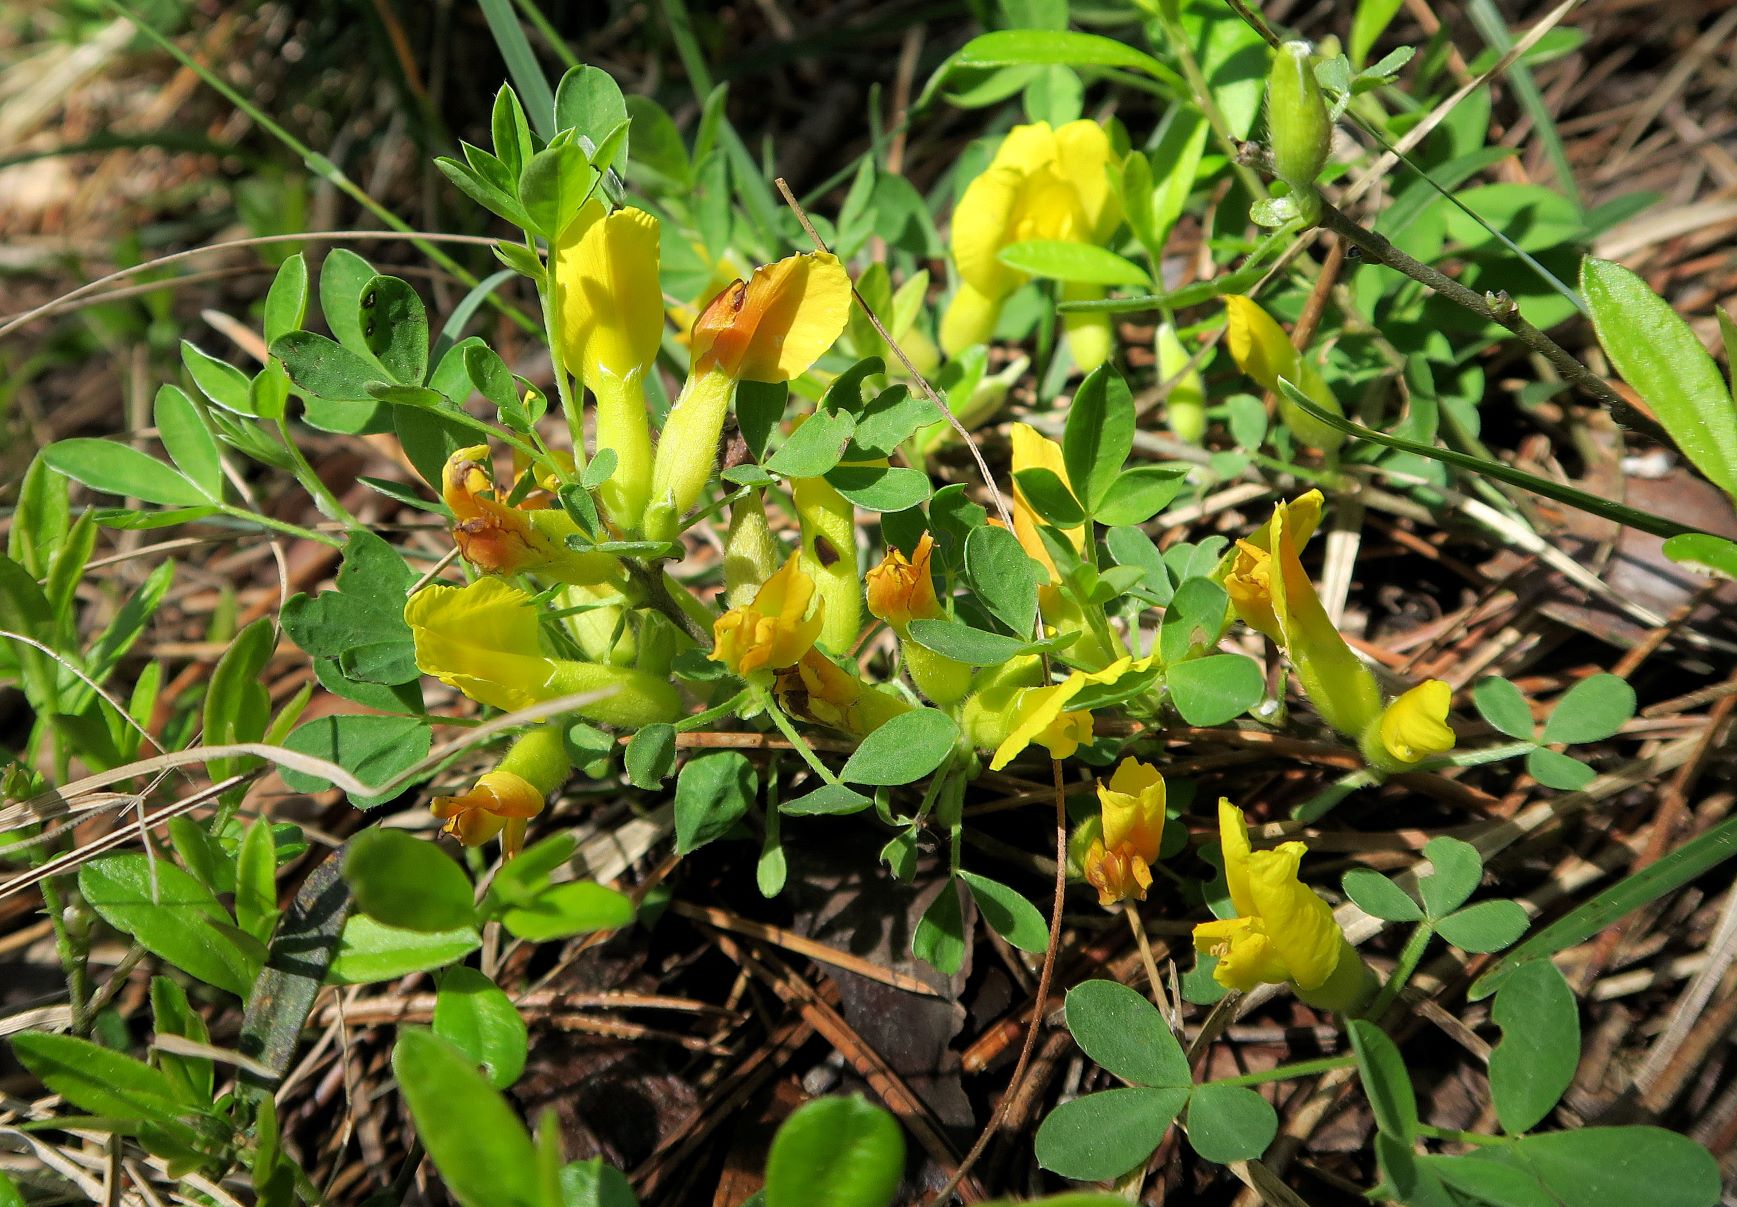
[691,252,852,383]
[1084,839,1153,907]
[1098,757,1165,866]
[865,533,942,629]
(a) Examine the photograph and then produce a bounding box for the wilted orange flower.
[1082,759,1166,907]
[690,252,852,383]
[430,770,544,857]
[865,534,942,630]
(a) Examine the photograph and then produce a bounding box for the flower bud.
[1155,322,1206,444]
[1268,42,1332,192]
[724,490,781,609]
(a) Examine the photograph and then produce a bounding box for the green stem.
[1364,920,1434,1022]
[675,689,751,732]
[1149,5,1266,201]
[1204,1053,1357,1087]
[761,695,842,786]
[275,420,361,528]
[1416,1123,1510,1147]
[217,505,342,548]
[39,874,91,1031]
[538,253,587,470]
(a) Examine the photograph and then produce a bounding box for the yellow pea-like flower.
[941,120,1123,370]
[1083,758,1167,907]
[985,655,1155,771]
[555,202,663,528]
[711,554,826,679]
[1192,799,1367,1010]
[429,727,569,859]
[404,577,682,728]
[1374,679,1456,765]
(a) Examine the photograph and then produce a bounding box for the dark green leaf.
[998,240,1150,287]
[673,751,757,855]
[355,275,429,385]
[840,708,959,786]
[1662,532,1737,580]
[1526,746,1596,791]
[1033,1087,1188,1181]
[903,619,1025,667]
[1185,1083,1277,1163]
[625,724,676,789]
[1064,979,1189,1087]
[763,1096,904,1207]
[1159,576,1229,663]
[959,870,1048,953]
[1064,364,1135,512]
[912,878,966,974]
[1483,1127,1719,1207]
[1474,676,1534,739]
[153,385,221,499]
[1541,673,1636,745]
[79,854,259,997]
[1166,654,1263,726]
[1342,868,1423,923]
[11,1033,189,1121]
[766,410,856,478]
[279,714,433,808]
[824,464,931,512]
[520,142,598,240]
[555,64,629,159]
[234,818,278,946]
[1013,467,1086,527]
[1488,960,1578,1133]
[1093,465,1188,526]
[781,783,873,815]
[1349,1018,1417,1142]
[1419,835,1482,918]
[182,339,257,415]
[272,331,385,402]
[1436,899,1529,953]
[343,830,475,933]
[263,253,310,345]
[965,523,1043,634]
[499,881,634,941]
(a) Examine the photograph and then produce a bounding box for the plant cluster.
[4,2,1737,1205]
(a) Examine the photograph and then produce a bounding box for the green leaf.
[912,878,967,974]
[1349,1018,1418,1142]
[558,1157,640,1207]
[263,252,310,345]
[1473,676,1535,739]
[1662,532,1737,580]
[181,339,257,415]
[673,751,757,855]
[1582,257,1737,499]
[204,616,275,783]
[1166,654,1264,726]
[1350,0,1407,66]
[848,386,940,456]
[951,29,1182,92]
[1159,576,1229,663]
[1093,466,1188,526]
[1488,960,1579,1133]
[766,409,856,478]
[1064,364,1136,513]
[1013,467,1086,527]
[1033,1087,1188,1181]
[393,1029,540,1207]
[43,438,208,507]
[555,64,629,160]
[959,870,1048,954]
[763,1096,905,1207]
[997,240,1150,287]
[151,976,213,1106]
[1064,979,1189,1087]
[153,385,221,499]
[280,714,433,809]
[1481,1127,1720,1207]
[824,464,932,512]
[625,723,676,789]
[499,881,634,941]
[280,531,419,686]
[1421,1152,1553,1207]
[327,915,480,984]
[357,275,429,385]
[272,331,385,402]
[781,783,874,815]
[965,523,1043,633]
[234,818,279,946]
[434,967,528,1089]
[1436,899,1529,953]
[1541,673,1635,744]
[1185,1083,1277,1163]
[840,708,959,786]
[11,1033,189,1121]
[1526,746,1596,791]
[484,833,577,907]
[1342,868,1424,923]
[903,619,1024,667]
[1419,835,1483,918]
[343,830,475,933]
[1471,814,1737,1000]
[520,142,598,240]
[79,854,259,997]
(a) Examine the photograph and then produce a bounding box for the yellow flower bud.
[1156,321,1206,444]
[984,655,1155,771]
[711,554,825,678]
[724,490,781,609]
[1372,679,1456,766]
[1223,295,1344,451]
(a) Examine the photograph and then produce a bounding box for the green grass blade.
[1466,0,1581,213]
[478,0,556,140]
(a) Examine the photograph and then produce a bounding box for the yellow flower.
[689,251,853,384]
[1083,758,1166,907]
[405,578,681,727]
[441,446,617,585]
[555,202,663,527]
[1223,295,1344,451]
[1192,800,1366,1010]
[1376,679,1456,764]
[1221,491,1382,742]
[987,655,1154,771]
[646,251,852,541]
[711,554,825,678]
[431,770,543,854]
[866,533,942,630]
[1009,423,1085,582]
[429,727,570,859]
[774,648,911,736]
[941,120,1122,366]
